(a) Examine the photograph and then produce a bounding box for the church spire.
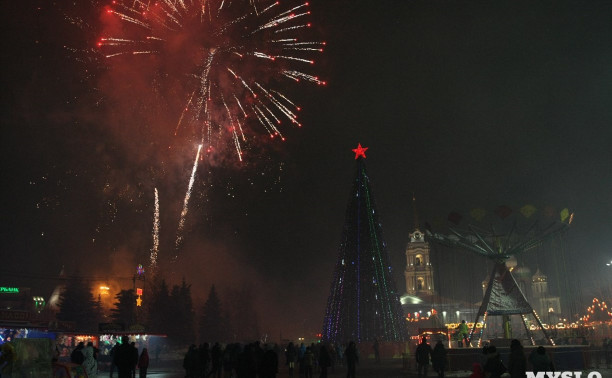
[412,193,420,231]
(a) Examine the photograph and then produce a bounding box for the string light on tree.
[322,144,407,343]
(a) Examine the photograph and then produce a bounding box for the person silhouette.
[415,337,432,378]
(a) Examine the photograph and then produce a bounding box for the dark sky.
[2,0,612,339]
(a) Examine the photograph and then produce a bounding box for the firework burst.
[98,0,326,161]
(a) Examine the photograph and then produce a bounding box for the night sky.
[2,0,612,339]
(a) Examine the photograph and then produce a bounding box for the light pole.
[606,261,612,301]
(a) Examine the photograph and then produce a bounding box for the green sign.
[0,287,19,293]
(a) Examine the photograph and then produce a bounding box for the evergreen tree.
[225,286,260,342]
[144,276,170,333]
[110,289,137,329]
[199,285,224,343]
[145,276,196,343]
[168,279,195,344]
[94,294,105,324]
[147,277,171,334]
[145,276,170,333]
[57,275,98,332]
[322,145,407,343]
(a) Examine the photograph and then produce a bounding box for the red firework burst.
[98,0,326,161]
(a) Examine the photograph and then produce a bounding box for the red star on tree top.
[352,143,368,159]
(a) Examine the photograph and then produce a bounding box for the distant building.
[484,264,562,324]
[532,268,562,322]
[0,286,35,312]
[0,286,46,328]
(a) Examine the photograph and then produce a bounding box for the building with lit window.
[491,263,562,325]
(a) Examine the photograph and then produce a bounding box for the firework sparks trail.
[149,187,160,273]
[174,144,203,258]
[98,0,326,160]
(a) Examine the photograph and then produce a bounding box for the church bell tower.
[404,229,435,296]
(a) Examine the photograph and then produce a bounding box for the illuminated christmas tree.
[322,144,407,343]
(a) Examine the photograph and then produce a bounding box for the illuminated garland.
[530,309,554,345]
[475,312,488,348]
[581,298,612,323]
[521,314,536,346]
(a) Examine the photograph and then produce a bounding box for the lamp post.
[606,261,612,300]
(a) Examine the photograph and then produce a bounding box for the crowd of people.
[61,337,361,378]
[182,340,359,378]
[472,341,554,378]
[65,336,149,378]
[414,336,556,378]
[60,334,567,378]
